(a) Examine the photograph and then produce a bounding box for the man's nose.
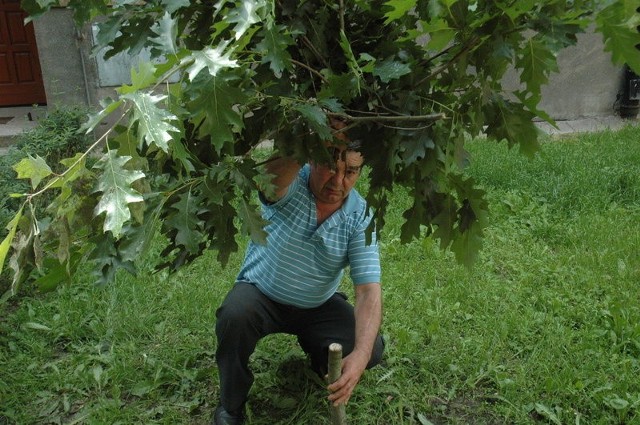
[329,162,346,182]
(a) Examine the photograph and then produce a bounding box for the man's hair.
[328,117,362,155]
[347,139,362,152]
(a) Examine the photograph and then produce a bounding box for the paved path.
[534,115,638,135]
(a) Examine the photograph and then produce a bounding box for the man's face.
[309,146,364,206]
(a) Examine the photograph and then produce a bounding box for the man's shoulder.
[343,187,367,215]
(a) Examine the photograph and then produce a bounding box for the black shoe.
[213,405,245,425]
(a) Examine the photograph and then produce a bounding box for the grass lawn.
[1,125,639,424]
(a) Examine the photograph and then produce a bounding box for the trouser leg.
[296,292,385,377]
[215,283,285,413]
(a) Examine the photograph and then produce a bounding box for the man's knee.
[216,284,263,336]
[366,335,385,369]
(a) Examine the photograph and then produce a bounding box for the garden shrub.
[1,106,92,290]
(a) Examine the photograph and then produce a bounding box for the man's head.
[309,119,364,207]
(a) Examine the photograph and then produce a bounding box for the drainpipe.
[619,7,640,119]
[75,28,93,107]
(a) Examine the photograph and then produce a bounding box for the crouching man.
[213,122,384,424]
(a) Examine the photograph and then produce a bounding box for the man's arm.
[327,282,382,406]
[260,156,302,203]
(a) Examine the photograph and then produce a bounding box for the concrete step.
[0,106,46,150]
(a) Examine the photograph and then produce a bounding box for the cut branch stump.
[328,343,347,425]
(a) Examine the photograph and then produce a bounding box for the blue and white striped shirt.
[236,165,381,308]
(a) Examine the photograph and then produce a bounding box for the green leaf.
[122,92,179,152]
[151,12,178,55]
[226,0,265,40]
[400,132,434,165]
[400,198,426,244]
[318,98,345,113]
[339,30,363,93]
[0,207,23,276]
[131,381,154,397]
[319,72,360,103]
[417,19,456,51]
[292,103,332,141]
[605,396,630,410]
[383,0,417,25]
[373,57,412,83]
[8,221,36,295]
[161,0,190,14]
[431,196,457,249]
[181,44,239,81]
[19,0,56,21]
[93,151,145,238]
[22,322,52,331]
[451,206,485,268]
[256,25,294,78]
[12,154,53,190]
[597,2,640,73]
[238,198,268,245]
[165,191,205,254]
[118,62,158,95]
[68,0,109,27]
[517,38,558,97]
[534,403,562,425]
[485,97,540,157]
[81,98,124,134]
[188,72,247,153]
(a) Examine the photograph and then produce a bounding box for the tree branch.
[291,59,328,83]
[415,36,481,87]
[301,35,330,69]
[327,111,447,123]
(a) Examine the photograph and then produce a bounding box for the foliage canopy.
[3,0,640,295]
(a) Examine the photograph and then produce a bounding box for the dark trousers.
[215,282,384,413]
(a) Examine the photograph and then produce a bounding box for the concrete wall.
[541,31,623,119]
[31,8,96,108]
[502,30,624,120]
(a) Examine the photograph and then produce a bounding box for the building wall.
[31,8,95,108]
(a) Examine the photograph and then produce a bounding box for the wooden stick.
[328,343,347,425]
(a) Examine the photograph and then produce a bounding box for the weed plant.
[1,126,639,424]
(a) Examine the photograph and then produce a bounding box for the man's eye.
[329,147,346,162]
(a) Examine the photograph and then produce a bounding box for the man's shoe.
[213,405,245,425]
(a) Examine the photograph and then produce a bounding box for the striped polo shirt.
[236,164,381,308]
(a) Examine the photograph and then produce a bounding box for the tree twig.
[291,59,328,82]
[301,35,330,69]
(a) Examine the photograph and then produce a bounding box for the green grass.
[1,125,640,424]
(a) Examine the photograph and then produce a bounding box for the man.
[213,122,384,425]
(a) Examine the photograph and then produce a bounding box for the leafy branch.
[4,0,640,295]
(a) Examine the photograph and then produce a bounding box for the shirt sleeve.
[348,209,381,285]
[259,166,306,219]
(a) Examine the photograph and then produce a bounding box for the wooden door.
[0,0,47,106]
